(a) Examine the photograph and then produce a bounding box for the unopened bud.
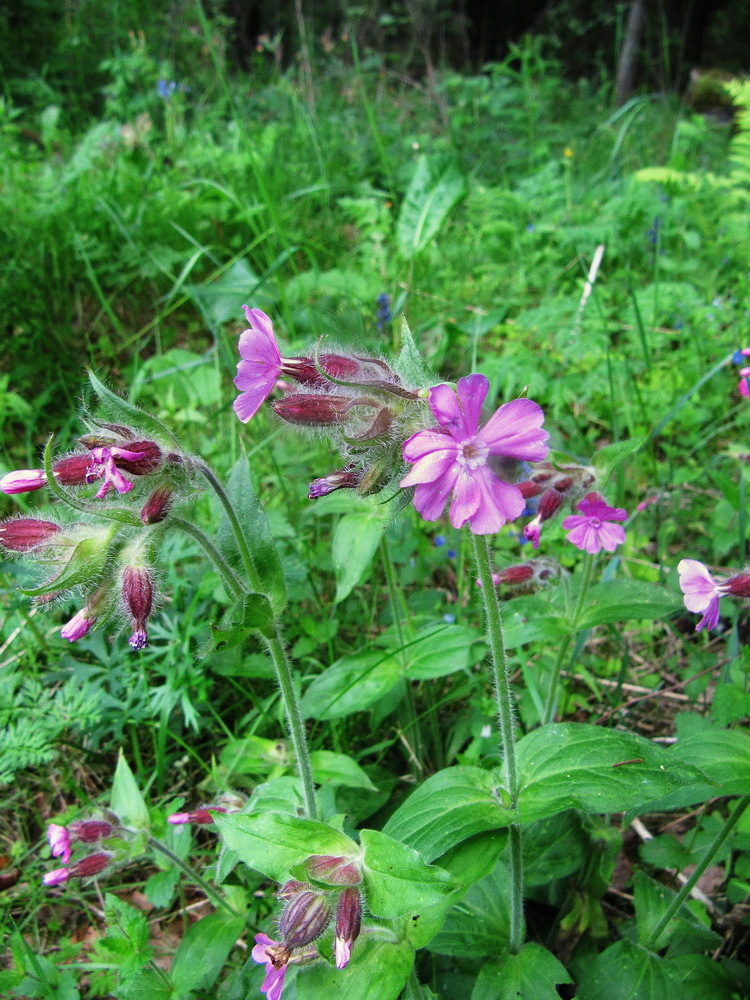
[122,565,154,650]
[69,852,112,878]
[334,887,362,969]
[140,486,174,525]
[272,394,358,426]
[68,820,114,842]
[0,518,60,552]
[61,607,94,642]
[726,574,750,598]
[279,889,332,948]
[537,488,564,522]
[304,855,362,887]
[52,454,93,485]
[281,354,362,387]
[498,564,535,585]
[308,468,362,499]
[168,807,226,825]
[277,880,310,900]
[0,468,47,494]
[517,480,543,499]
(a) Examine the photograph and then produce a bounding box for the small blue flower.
[446,548,456,559]
[376,293,392,330]
[646,217,661,245]
[442,613,456,624]
[434,534,446,547]
[157,79,177,100]
[526,223,535,233]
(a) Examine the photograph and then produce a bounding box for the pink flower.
[400,374,549,535]
[562,493,627,554]
[334,887,362,969]
[60,608,92,642]
[252,933,288,1000]
[43,867,70,886]
[739,366,750,398]
[168,807,226,825]
[0,469,47,494]
[677,559,729,632]
[86,447,145,499]
[233,308,283,423]
[47,824,71,864]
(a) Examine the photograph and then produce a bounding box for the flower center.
[457,437,488,471]
[589,517,602,528]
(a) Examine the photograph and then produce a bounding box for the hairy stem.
[148,836,240,917]
[171,517,245,599]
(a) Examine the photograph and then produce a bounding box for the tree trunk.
[616,0,647,106]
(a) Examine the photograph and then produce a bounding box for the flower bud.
[61,607,93,642]
[0,468,47,494]
[69,852,112,878]
[140,486,174,525]
[280,354,362,387]
[52,454,93,486]
[726,574,750,598]
[113,441,163,475]
[498,564,535,585]
[271,394,357,426]
[279,889,332,948]
[537,488,564,521]
[303,855,362,887]
[122,564,154,650]
[334,887,362,969]
[277,879,311,900]
[67,820,114,842]
[168,807,226,825]
[308,468,362,499]
[47,824,71,863]
[0,518,60,552]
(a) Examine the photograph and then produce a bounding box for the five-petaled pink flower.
[86,447,145,499]
[562,493,627,554]
[400,374,549,535]
[677,559,728,632]
[252,933,288,1000]
[233,308,284,423]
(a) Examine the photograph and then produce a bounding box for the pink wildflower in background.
[562,493,627,554]
[47,824,71,864]
[0,469,47,494]
[400,374,549,535]
[675,559,750,632]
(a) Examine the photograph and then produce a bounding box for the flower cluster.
[251,860,365,998]
[1,421,187,648]
[43,818,117,887]
[677,559,750,632]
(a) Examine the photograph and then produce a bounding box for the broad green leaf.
[523,812,587,887]
[401,624,485,679]
[219,734,288,780]
[500,598,570,648]
[218,456,287,613]
[579,580,681,627]
[665,954,750,1000]
[516,724,708,822]
[309,750,377,790]
[115,968,173,1000]
[214,812,356,883]
[21,526,118,597]
[87,369,180,449]
[592,437,644,484]
[383,767,513,861]
[396,154,467,259]
[300,650,403,720]
[670,727,750,797]
[394,315,436,387]
[332,507,389,603]
[632,870,720,952]
[205,593,276,648]
[110,751,149,830]
[301,936,414,1000]
[471,943,573,1000]
[359,829,453,919]
[170,910,246,997]
[577,940,681,1000]
[427,857,511,957]
[408,831,507,949]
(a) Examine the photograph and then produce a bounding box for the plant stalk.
[472,532,524,952]
[148,837,240,917]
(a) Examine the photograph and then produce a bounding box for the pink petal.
[402,428,457,464]
[575,495,627,521]
[261,964,287,1000]
[565,521,599,553]
[448,466,482,529]
[479,398,549,462]
[595,522,625,552]
[252,933,276,965]
[412,470,459,521]
[428,375,488,438]
[677,559,721,612]
[43,867,70,886]
[400,447,458,488]
[695,596,721,632]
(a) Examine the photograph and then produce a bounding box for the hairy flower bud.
[52,454,94,485]
[280,354,363,387]
[61,607,94,642]
[537,488,564,521]
[70,852,112,878]
[303,855,362,887]
[498,564,536,585]
[140,486,174,525]
[0,518,60,552]
[279,889,332,948]
[308,468,362,499]
[67,820,114,842]
[271,394,362,426]
[0,468,47,494]
[334,887,362,969]
[726,574,750,598]
[168,807,226,825]
[122,564,154,650]
[113,440,163,475]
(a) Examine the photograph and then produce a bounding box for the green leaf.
[579,580,682,627]
[110,751,149,830]
[359,828,453,919]
[516,724,708,822]
[577,940,682,1000]
[664,954,750,1000]
[218,456,287,613]
[396,154,467,259]
[427,857,510,957]
[87,369,180,449]
[115,968,173,1000]
[301,936,414,1000]
[309,750,377,790]
[332,507,389,603]
[400,624,485,680]
[471,943,573,1000]
[523,812,587,887]
[213,812,357,883]
[633,870,721,952]
[20,526,118,597]
[383,767,513,862]
[300,649,403,720]
[206,593,276,648]
[170,910,246,996]
[394,315,436,387]
[499,598,570,648]
[592,437,644,484]
[670,726,750,797]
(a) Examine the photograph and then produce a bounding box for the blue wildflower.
[376,293,392,331]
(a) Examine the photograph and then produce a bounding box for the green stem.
[542,551,595,724]
[380,536,423,774]
[472,533,524,952]
[148,837,240,917]
[644,795,750,951]
[264,627,318,821]
[171,517,245,599]
[196,461,262,592]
